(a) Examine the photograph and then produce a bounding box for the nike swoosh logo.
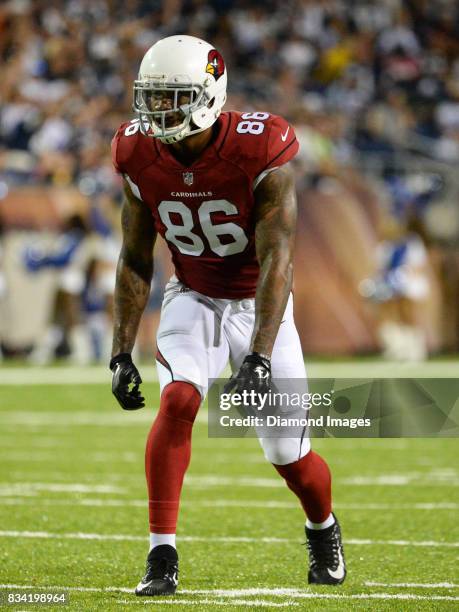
[136,579,152,590]
[281,126,290,142]
[137,572,178,589]
[327,548,345,581]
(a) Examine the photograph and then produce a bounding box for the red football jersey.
[111,111,299,299]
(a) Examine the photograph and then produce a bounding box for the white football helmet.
[133,35,227,144]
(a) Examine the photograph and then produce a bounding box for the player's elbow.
[282,259,294,286]
[259,247,293,285]
[119,249,153,284]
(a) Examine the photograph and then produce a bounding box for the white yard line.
[305,361,459,378]
[0,411,155,426]
[342,471,459,486]
[185,500,459,510]
[0,483,124,494]
[346,538,459,547]
[0,530,457,547]
[2,360,459,385]
[0,451,139,462]
[0,498,145,507]
[0,584,457,602]
[179,587,459,597]
[0,472,457,493]
[116,594,459,602]
[116,599,298,607]
[340,502,458,510]
[365,582,459,589]
[0,583,132,593]
[0,410,208,427]
[0,531,290,543]
[184,475,284,488]
[0,496,457,512]
[285,593,459,601]
[0,366,158,385]
[183,473,459,488]
[186,473,459,488]
[0,530,146,541]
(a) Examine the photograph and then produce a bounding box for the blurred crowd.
[2,0,459,178]
[1,0,459,362]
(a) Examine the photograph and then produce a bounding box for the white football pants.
[155,275,310,464]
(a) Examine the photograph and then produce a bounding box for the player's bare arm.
[110,179,157,410]
[225,163,297,396]
[112,179,156,355]
[251,163,297,356]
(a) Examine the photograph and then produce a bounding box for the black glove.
[224,352,271,396]
[110,353,145,410]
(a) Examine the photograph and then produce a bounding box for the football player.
[110,35,346,596]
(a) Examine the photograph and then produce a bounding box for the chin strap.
[157,125,191,144]
[157,121,211,144]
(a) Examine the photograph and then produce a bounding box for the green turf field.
[0,362,458,611]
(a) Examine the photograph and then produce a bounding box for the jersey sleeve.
[110,121,140,176]
[265,115,299,171]
[111,127,123,174]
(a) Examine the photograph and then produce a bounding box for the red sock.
[273,450,332,523]
[145,381,201,533]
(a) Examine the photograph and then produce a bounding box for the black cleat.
[306,514,346,585]
[134,544,179,596]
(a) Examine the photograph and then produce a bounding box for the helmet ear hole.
[207,97,216,109]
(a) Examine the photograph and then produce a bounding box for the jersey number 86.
[158,199,248,257]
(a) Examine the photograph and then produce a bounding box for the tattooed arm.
[111,178,157,357]
[223,163,296,395]
[251,163,297,357]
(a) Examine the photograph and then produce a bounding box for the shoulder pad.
[220,111,299,183]
[111,120,158,180]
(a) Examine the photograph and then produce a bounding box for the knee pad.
[258,436,311,466]
[159,381,201,423]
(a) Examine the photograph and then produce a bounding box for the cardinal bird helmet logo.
[205,49,225,81]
